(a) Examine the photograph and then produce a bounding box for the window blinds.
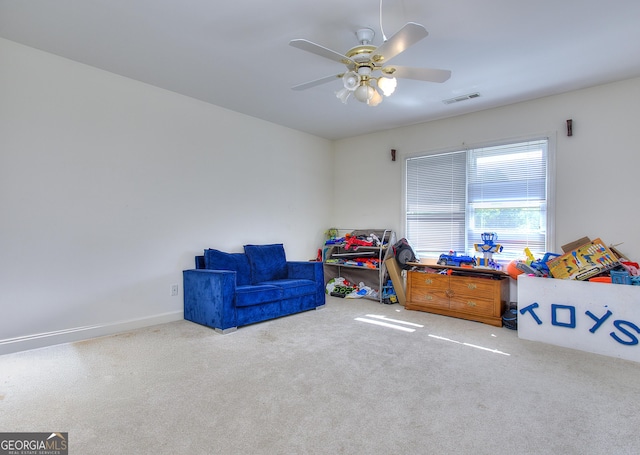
[406,139,548,259]
[406,151,467,255]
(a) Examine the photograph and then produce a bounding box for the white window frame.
[402,134,556,262]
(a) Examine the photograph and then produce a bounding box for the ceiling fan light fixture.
[377,76,397,96]
[336,87,351,104]
[368,88,383,106]
[342,71,360,90]
[354,83,375,102]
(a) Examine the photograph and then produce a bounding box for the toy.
[344,257,378,269]
[437,250,476,267]
[514,261,539,276]
[547,238,619,280]
[610,270,632,285]
[344,233,374,250]
[506,260,525,280]
[524,248,560,276]
[369,233,382,247]
[382,280,398,304]
[325,277,354,296]
[609,268,640,286]
[620,261,640,276]
[324,227,339,239]
[510,248,562,277]
[474,232,503,269]
[330,285,355,297]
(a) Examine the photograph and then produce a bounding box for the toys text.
[520,302,640,346]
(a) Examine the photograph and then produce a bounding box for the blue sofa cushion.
[204,249,251,286]
[244,243,287,284]
[261,279,316,299]
[235,284,282,307]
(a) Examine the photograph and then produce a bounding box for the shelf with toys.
[323,228,396,302]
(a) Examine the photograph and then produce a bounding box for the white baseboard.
[0,311,184,356]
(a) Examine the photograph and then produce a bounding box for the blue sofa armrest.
[287,261,325,307]
[183,269,238,332]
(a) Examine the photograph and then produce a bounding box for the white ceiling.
[2,0,640,140]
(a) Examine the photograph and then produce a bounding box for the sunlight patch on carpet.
[354,314,424,332]
[428,334,510,356]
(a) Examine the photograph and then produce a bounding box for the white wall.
[0,38,332,353]
[332,77,640,262]
[3,36,638,354]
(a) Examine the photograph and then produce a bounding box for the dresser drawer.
[409,272,448,290]
[449,295,495,317]
[406,272,449,310]
[450,276,499,299]
[406,288,450,309]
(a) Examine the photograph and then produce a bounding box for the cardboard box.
[561,236,591,253]
[547,237,619,280]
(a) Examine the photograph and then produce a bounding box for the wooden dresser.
[406,266,509,327]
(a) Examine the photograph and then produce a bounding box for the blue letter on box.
[610,320,640,346]
[551,304,576,328]
[520,302,542,325]
[585,310,613,333]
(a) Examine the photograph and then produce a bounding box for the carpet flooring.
[1,296,639,454]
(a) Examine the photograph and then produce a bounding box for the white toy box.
[517,275,640,363]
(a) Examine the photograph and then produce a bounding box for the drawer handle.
[467,301,477,307]
[424,278,433,285]
[425,295,433,301]
[467,283,477,290]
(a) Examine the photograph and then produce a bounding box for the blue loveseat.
[183,243,325,333]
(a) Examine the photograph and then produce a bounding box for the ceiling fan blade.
[289,39,355,67]
[292,74,341,91]
[388,65,451,83]
[372,22,429,64]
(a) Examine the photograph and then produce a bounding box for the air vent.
[443,92,481,105]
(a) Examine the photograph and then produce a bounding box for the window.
[405,138,552,261]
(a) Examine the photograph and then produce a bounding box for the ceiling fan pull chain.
[379,0,388,42]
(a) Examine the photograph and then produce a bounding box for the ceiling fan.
[289,22,451,106]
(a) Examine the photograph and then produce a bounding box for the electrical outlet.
[170,284,179,296]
